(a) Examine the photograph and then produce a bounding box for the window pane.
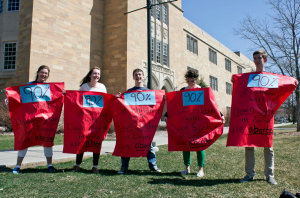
[187,35,190,50]
[151,38,154,61]
[190,38,193,52]
[163,4,167,24]
[4,43,17,70]
[0,0,3,14]
[163,44,168,66]
[194,40,197,54]
[7,0,20,11]
[156,41,161,63]
[156,0,161,20]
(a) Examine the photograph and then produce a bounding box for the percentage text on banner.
[19,84,51,103]
[124,91,156,105]
[182,90,204,106]
[247,74,279,88]
[83,95,104,108]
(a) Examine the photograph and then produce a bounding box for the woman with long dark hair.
[71,67,107,173]
[12,65,56,174]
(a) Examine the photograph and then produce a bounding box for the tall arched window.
[150,0,169,67]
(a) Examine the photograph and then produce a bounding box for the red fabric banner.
[6,82,64,150]
[227,72,297,147]
[112,90,165,157]
[63,91,114,154]
[166,88,223,151]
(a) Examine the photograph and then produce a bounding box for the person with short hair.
[116,68,161,174]
[12,65,56,174]
[71,67,107,174]
[164,70,225,177]
[239,50,277,185]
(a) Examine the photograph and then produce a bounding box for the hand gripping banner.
[227,72,297,147]
[63,91,114,154]
[112,90,165,157]
[6,82,64,150]
[166,88,223,151]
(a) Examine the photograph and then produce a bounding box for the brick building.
[0,0,255,116]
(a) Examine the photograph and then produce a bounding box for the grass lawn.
[275,124,297,128]
[0,130,299,197]
[0,135,114,151]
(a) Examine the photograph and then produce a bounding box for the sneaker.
[240,175,254,183]
[151,167,161,173]
[181,169,190,175]
[117,168,128,174]
[71,165,80,172]
[196,171,204,177]
[12,167,20,174]
[266,177,277,185]
[48,166,55,173]
[92,167,99,174]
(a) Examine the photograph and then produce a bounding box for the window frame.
[209,48,217,65]
[186,34,198,55]
[237,66,242,74]
[0,0,3,14]
[226,82,232,95]
[7,0,20,12]
[225,58,231,72]
[163,43,168,66]
[3,42,17,70]
[209,75,218,91]
[156,41,161,64]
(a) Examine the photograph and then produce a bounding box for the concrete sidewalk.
[0,123,293,167]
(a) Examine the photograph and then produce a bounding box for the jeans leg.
[121,157,130,170]
[264,147,274,178]
[245,147,255,177]
[147,144,157,170]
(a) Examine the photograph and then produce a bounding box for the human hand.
[163,95,166,100]
[222,116,225,123]
[115,92,121,98]
[62,89,66,95]
[231,76,234,83]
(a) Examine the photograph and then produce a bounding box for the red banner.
[63,91,114,154]
[6,83,64,150]
[112,90,165,157]
[227,72,297,147]
[166,88,223,151]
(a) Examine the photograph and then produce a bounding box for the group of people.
[10,50,285,185]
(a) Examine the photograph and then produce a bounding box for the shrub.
[0,101,12,131]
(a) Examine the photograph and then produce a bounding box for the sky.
[182,0,276,60]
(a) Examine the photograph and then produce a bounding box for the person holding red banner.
[164,70,225,177]
[115,69,161,174]
[71,67,107,174]
[12,65,56,174]
[234,50,297,185]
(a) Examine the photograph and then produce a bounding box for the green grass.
[0,130,299,197]
[275,124,297,128]
[0,135,113,150]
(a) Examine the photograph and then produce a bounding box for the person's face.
[133,71,144,83]
[253,54,267,69]
[89,69,100,82]
[186,78,198,88]
[37,69,49,82]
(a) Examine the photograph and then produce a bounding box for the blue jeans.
[121,144,157,170]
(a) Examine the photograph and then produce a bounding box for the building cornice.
[170,2,184,13]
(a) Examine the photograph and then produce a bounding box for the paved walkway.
[0,123,293,167]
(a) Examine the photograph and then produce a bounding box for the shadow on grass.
[148,178,264,187]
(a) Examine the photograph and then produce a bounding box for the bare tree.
[234,0,300,131]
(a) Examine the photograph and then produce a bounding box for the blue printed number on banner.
[19,84,51,103]
[182,90,204,106]
[83,95,103,108]
[247,74,279,88]
[124,91,156,105]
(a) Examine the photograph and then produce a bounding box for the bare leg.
[16,156,24,166]
[46,157,52,166]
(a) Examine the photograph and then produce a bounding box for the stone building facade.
[0,0,255,117]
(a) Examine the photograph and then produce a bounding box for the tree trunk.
[296,85,300,131]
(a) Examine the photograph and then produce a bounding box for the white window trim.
[6,0,20,12]
[3,42,17,70]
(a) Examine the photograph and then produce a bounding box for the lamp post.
[125,0,177,89]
